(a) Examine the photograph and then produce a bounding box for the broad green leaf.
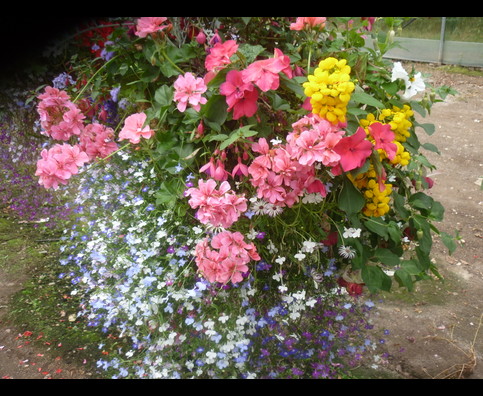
[338,176,365,215]
[394,269,414,291]
[351,91,385,109]
[364,217,389,240]
[154,85,173,107]
[421,142,440,155]
[361,265,392,292]
[409,191,434,211]
[374,247,400,267]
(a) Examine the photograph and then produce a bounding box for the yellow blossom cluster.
[303,57,355,124]
[349,168,393,217]
[359,105,414,167]
[360,105,414,143]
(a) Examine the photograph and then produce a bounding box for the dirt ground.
[0,62,482,380]
[367,62,483,379]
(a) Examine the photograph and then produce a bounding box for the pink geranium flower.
[290,17,327,31]
[35,144,89,189]
[79,123,118,160]
[333,127,373,172]
[118,112,154,144]
[173,72,208,112]
[205,40,239,72]
[135,17,171,38]
[185,179,247,228]
[220,70,259,119]
[368,122,397,160]
[194,231,260,284]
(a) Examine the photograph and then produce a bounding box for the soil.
[0,62,482,380]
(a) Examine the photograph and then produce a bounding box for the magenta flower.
[333,127,373,172]
[368,122,397,160]
[135,17,171,38]
[173,72,207,112]
[220,70,259,119]
[118,112,154,144]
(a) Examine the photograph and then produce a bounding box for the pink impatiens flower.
[135,17,171,38]
[173,72,208,112]
[241,49,290,92]
[333,127,373,173]
[220,70,259,120]
[118,112,154,144]
[368,122,397,160]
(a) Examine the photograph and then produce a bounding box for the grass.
[0,211,119,377]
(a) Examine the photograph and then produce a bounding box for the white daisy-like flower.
[338,245,356,259]
[264,203,283,217]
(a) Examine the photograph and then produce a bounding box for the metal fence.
[382,17,483,68]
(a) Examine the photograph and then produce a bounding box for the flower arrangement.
[32,17,457,378]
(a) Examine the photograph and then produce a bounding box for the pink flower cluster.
[35,143,89,189]
[194,231,260,284]
[134,17,171,38]
[290,17,327,31]
[173,72,208,112]
[248,136,327,208]
[35,86,143,189]
[79,123,118,160]
[185,179,247,229]
[247,114,381,208]
[37,86,85,141]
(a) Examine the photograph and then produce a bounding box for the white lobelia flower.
[343,227,361,238]
[391,61,425,99]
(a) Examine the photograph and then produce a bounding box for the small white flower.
[343,227,361,238]
[338,245,356,259]
[275,256,286,265]
[294,252,306,261]
[391,61,425,99]
[302,240,318,253]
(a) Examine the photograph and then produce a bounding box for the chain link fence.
[383,17,483,67]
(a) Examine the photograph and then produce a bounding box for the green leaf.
[338,176,365,215]
[409,191,434,211]
[364,217,389,240]
[400,259,423,275]
[351,91,385,109]
[418,122,436,136]
[361,265,392,292]
[440,232,457,255]
[394,269,414,291]
[374,247,400,267]
[421,142,440,155]
[219,125,258,151]
[154,85,173,107]
[202,95,228,132]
